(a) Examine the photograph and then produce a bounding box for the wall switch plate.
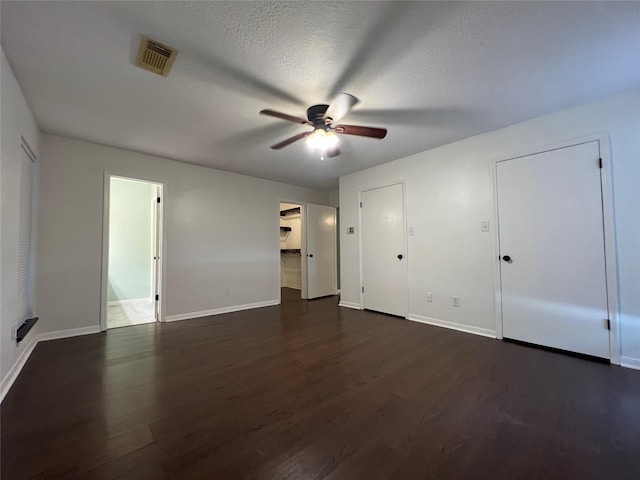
[481,221,490,232]
[451,296,460,307]
[347,226,355,234]
[426,292,432,302]
[225,287,231,295]
[408,226,415,236]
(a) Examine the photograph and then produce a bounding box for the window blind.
[18,137,36,319]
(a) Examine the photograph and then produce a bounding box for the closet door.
[361,183,407,316]
[497,141,610,358]
[306,204,337,299]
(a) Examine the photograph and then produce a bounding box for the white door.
[306,203,337,299]
[361,183,407,316]
[152,185,162,321]
[497,141,609,358]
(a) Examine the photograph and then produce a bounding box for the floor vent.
[135,36,178,77]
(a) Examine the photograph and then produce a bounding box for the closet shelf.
[280,226,292,232]
[280,207,301,217]
[280,249,301,254]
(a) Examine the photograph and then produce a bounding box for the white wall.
[340,86,640,366]
[108,178,154,302]
[37,135,330,329]
[0,50,41,388]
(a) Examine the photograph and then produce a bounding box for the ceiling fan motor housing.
[307,104,330,128]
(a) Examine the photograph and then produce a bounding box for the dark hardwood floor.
[2,288,639,479]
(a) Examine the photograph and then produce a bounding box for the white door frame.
[357,180,409,316]
[277,200,308,302]
[491,133,620,364]
[100,172,166,331]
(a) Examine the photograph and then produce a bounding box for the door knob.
[502,255,512,263]
[397,254,403,260]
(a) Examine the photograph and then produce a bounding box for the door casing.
[100,172,166,331]
[277,199,339,303]
[491,133,620,364]
[357,180,409,316]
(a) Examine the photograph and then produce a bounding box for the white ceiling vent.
[135,36,178,77]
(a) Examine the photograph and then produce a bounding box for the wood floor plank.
[2,288,639,479]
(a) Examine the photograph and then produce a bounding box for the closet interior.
[280,202,302,294]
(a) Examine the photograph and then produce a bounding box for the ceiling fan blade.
[260,109,312,126]
[270,131,312,150]
[334,124,387,139]
[323,93,359,124]
[327,147,341,158]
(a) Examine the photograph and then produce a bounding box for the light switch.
[408,226,415,236]
[481,221,490,232]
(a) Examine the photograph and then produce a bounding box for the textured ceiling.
[2,1,639,190]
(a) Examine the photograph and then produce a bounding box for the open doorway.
[103,175,163,329]
[280,202,303,300]
[279,201,337,303]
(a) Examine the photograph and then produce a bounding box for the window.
[18,136,36,320]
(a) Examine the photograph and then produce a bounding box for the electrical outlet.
[426,292,433,302]
[225,287,231,295]
[451,296,460,307]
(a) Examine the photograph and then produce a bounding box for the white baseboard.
[621,356,640,370]
[407,314,497,339]
[0,336,39,403]
[165,300,279,322]
[338,301,362,310]
[1,324,101,403]
[108,298,151,306]
[38,325,101,342]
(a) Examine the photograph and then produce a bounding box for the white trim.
[100,171,110,331]
[1,325,101,403]
[491,133,621,363]
[0,337,39,403]
[107,298,150,306]
[165,300,279,322]
[38,326,101,342]
[490,158,503,340]
[101,172,166,330]
[407,314,497,339]
[621,357,640,371]
[338,301,362,310]
[282,283,302,290]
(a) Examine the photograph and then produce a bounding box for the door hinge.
[157,197,161,203]
[361,286,364,293]
[360,201,362,208]
[598,158,603,169]
[605,319,611,330]
[155,294,159,301]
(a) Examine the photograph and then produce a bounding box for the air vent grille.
[135,36,178,77]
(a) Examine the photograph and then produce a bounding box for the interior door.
[306,203,337,299]
[497,141,609,358]
[152,185,161,321]
[361,183,407,316]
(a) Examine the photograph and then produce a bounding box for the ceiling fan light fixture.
[306,129,339,151]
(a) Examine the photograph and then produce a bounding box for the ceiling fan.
[259,93,387,159]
